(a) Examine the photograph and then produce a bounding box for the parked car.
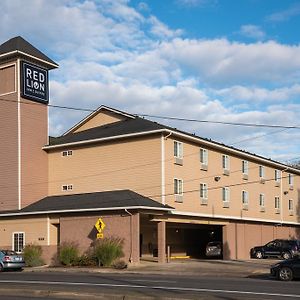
[250,239,300,260]
[205,241,222,258]
[0,250,25,272]
[270,257,300,281]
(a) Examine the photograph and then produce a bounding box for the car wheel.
[278,267,293,281]
[0,264,3,272]
[282,252,292,260]
[255,251,263,259]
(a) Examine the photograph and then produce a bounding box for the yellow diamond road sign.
[95,218,106,233]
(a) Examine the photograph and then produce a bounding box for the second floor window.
[174,141,183,158]
[242,160,249,174]
[259,166,264,178]
[259,194,265,207]
[200,148,208,165]
[275,170,280,182]
[242,191,249,205]
[174,179,183,195]
[222,187,230,202]
[200,183,208,199]
[222,155,230,170]
[288,174,294,186]
[275,196,280,209]
[289,199,293,211]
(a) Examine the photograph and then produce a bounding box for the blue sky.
[1,0,300,163]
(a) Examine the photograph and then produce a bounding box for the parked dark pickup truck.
[250,239,300,260]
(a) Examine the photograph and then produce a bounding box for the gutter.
[0,205,174,217]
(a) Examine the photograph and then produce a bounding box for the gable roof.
[0,190,173,217]
[0,36,58,69]
[63,105,136,135]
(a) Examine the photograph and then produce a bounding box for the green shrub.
[23,244,45,267]
[58,241,79,266]
[75,254,97,266]
[92,237,124,267]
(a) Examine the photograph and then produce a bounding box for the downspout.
[124,209,133,262]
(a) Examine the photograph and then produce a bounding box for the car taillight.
[3,256,11,262]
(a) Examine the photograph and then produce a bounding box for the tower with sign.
[0,36,58,211]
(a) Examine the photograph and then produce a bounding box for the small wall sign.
[21,61,49,104]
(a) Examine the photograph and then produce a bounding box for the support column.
[131,213,140,264]
[157,221,166,263]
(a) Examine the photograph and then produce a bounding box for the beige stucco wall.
[164,136,300,224]
[47,136,162,202]
[73,110,127,133]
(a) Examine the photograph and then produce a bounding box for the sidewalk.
[23,258,275,278]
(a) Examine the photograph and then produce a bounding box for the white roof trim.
[0,50,58,68]
[0,205,174,217]
[47,126,300,174]
[63,105,135,136]
[171,210,300,226]
[44,129,165,150]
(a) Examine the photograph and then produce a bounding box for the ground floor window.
[13,232,24,253]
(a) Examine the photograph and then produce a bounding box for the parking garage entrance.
[140,215,224,259]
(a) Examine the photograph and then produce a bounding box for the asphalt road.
[0,271,300,299]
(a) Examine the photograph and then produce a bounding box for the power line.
[1,97,300,130]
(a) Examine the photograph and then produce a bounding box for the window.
[222,187,230,202]
[174,141,183,158]
[259,194,265,207]
[275,196,280,209]
[62,150,73,157]
[289,199,293,211]
[200,148,208,165]
[275,170,280,182]
[62,184,73,191]
[288,174,294,186]
[242,190,249,205]
[259,166,265,178]
[222,155,230,170]
[242,160,249,174]
[174,179,183,195]
[13,232,24,253]
[200,183,208,199]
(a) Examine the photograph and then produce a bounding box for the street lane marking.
[131,279,176,283]
[0,280,299,298]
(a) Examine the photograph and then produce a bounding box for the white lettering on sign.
[22,62,48,103]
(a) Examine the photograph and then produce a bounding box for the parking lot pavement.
[23,258,278,278]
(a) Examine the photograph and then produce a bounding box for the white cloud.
[266,3,300,22]
[1,0,300,162]
[176,0,218,8]
[239,25,265,40]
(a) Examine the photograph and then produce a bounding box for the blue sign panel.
[21,62,49,104]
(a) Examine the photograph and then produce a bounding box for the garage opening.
[166,223,223,259]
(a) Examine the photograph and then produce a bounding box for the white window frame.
[275,170,280,182]
[174,178,183,195]
[259,194,265,208]
[12,232,25,253]
[288,174,294,186]
[242,190,249,205]
[222,155,230,170]
[62,150,73,157]
[200,148,208,165]
[200,183,208,199]
[259,165,265,178]
[222,187,230,202]
[275,196,280,209]
[62,184,73,191]
[174,141,183,159]
[242,160,249,175]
